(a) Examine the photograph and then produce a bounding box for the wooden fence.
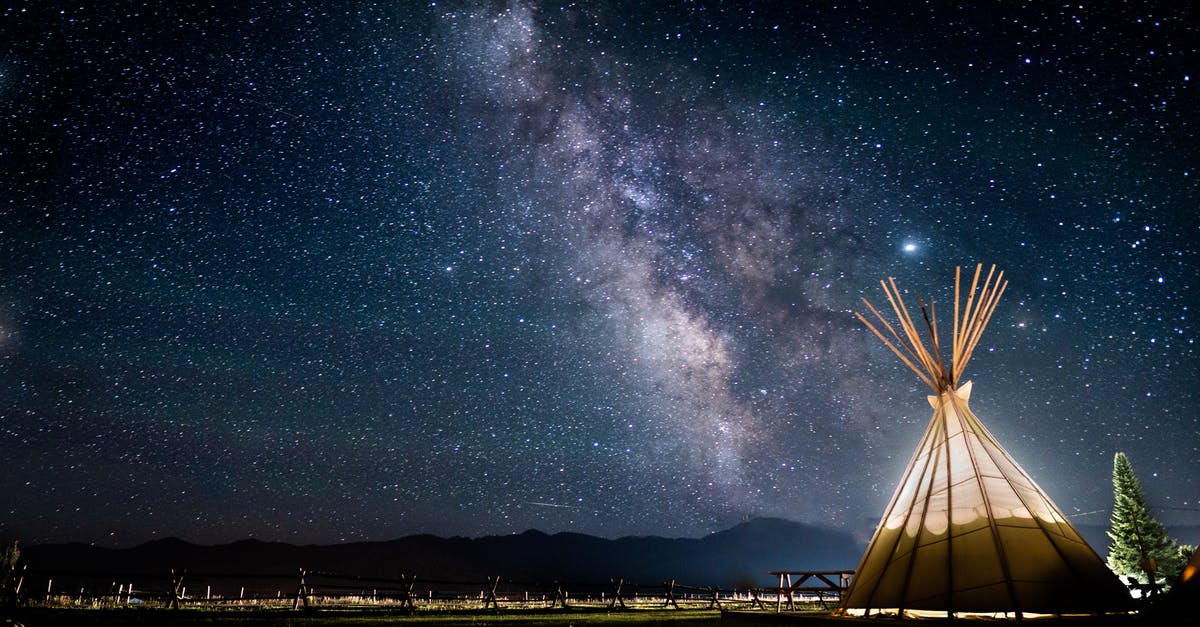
[11,566,854,613]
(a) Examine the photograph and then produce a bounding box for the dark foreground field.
[7,607,724,627]
[720,610,1190,627]
[5,607,1191,627]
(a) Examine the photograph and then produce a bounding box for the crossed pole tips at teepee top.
[854,263,1008,394]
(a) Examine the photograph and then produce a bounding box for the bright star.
[903,243,918,253]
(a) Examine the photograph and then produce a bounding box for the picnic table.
[765,570,854,611]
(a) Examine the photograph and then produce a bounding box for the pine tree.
[1106,452,1180,592]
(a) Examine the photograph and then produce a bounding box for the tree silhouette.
[1106,452,1185,593]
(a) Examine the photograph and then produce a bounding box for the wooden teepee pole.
[855,311,937,391]
[959,276,1007,378]
[951,266,962,386]
[920,297,949,388]
[952,264,984,376]
[857,263,1005,393]
[961,265,998,353]
[883,278,940,381]
[953,265,1006,382]
[859,297,933,377]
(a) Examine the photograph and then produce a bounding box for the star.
[0,0,1193,547]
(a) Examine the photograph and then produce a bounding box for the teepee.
[839,264,1131,619]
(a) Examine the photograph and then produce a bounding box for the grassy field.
[6,606,1179,626]
[4,606,728,626]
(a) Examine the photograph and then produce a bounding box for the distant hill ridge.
[22,517,860,588]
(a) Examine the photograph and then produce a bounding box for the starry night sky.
[2,2,1197,547]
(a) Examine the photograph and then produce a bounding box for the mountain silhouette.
[21,518,860,590]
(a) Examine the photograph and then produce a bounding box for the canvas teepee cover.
[839,265,1131,618]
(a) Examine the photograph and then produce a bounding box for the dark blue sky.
[2,1,1196,546]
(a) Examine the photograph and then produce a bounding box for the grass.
[8,603,1163,626]
[5,605,728,626]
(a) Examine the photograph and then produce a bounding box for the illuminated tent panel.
[838,265,1132,618]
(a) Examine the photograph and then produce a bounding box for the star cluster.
[1,2,1196,546]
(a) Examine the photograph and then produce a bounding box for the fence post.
[663,579,679,609]
[551,581,569,608]
[749,586,765,610]
[3,564,25,608]
[482,576,501,610]
[707,585,722,609]
[169,569,186,610]
[608,578,626,610]
[293,568,309,610]
[398,574,416,609]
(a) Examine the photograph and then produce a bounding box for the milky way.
[1,2,1196,546]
